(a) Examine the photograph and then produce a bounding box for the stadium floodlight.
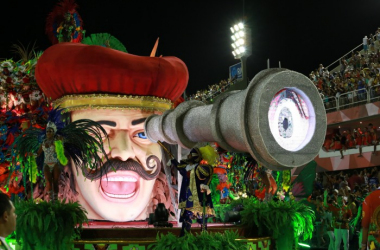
[230,22,251,59]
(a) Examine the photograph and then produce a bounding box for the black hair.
[0,193,11,217]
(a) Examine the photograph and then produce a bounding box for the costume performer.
[9,108,108,202]
[324,190,352,250]
[169,145,218,237]
[361,187,380,250]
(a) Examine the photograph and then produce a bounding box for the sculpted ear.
[2,211,8,221]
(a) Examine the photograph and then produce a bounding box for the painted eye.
[268,88,315,152]
[134,132,147,139]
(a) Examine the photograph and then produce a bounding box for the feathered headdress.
[8,108,109,186]
[45,0,84,44]
[198,145,218,166]
[46,121,57,133]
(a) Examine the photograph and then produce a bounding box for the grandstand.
[191,29,380,172]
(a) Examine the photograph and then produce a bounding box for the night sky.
[1,0,380,95]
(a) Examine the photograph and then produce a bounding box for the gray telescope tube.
[145,69,326,170]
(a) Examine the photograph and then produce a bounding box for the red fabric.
[213,167,227,175]
[355,134,362,145]
[323,138,332,151]
[346,134,355,148]
[327,204,352,229]
[216,182,231,191]
[334,141,342,150]
[347,175,363,189]
[362,189,380,231]
[173,96,185,108]
[35,43,188,102]
[363,132,369,146]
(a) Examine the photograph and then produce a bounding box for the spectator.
[368,169,379,190]
[340,131,347,159]
[0,193,17,249]
[324,190,352,250]
[348,170,363,190]
[369,123,378,155]
[355,128,364,157]
[322,197,335,250]
[363,36,369,54]
[339,176,348,189]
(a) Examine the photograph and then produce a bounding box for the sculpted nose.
[109,130,135,161]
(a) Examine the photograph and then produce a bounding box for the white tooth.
[104,192,135,199]
[103,176,138,182]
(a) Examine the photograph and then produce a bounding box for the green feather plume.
[82,33,128,52]
[54,140,68,166]
[27,155,38,184]
[59,119,109,174]
[8,127,43,189]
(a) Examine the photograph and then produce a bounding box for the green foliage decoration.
[149,230,246,250]
[82,33,128,53]
[15,199,88,250]
[209,174,221,205]
[239,198,315,242]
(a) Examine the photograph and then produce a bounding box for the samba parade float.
[0,1,327,249]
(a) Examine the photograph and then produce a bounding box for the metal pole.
[279,61,281,68]
[241,56,248,87]
[267,59,270,69]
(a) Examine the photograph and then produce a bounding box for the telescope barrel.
[145,69,326,170]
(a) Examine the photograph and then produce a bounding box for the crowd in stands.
[323,123,378,158]
[189,29,380,110]
[188,78,236,102]
[309,167,380,249]
[310,28,380,111]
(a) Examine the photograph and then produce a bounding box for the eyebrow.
[97,121,117,127]
[132,117,147,126]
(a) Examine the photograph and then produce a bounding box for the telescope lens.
[268,88,316,152]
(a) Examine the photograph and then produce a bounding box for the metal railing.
[326,35,377,73]
[323,96,337,112]
[324,84,380,112]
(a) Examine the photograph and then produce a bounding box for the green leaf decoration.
[238,198,315,248]
[82,33,128,53]
[149,230,246,250]
[15,199,88,250]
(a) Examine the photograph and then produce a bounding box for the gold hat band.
[53,94,173,112]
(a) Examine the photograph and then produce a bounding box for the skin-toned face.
[3,201,16,236]
[46,128,55,140]
[71,109,162,222]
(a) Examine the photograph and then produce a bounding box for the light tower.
[230,22,251,87]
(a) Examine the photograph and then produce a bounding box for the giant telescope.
[144,68,326,171]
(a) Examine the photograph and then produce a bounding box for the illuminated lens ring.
[242,69,326,170]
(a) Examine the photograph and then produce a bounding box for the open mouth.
[100,173,139,200]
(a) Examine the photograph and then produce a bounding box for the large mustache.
[83,155,162,180]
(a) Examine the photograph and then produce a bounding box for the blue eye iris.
[135,132,147,139]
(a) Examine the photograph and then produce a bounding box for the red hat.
[35,43,189,112]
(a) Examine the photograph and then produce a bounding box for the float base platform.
[72,221,273,250]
